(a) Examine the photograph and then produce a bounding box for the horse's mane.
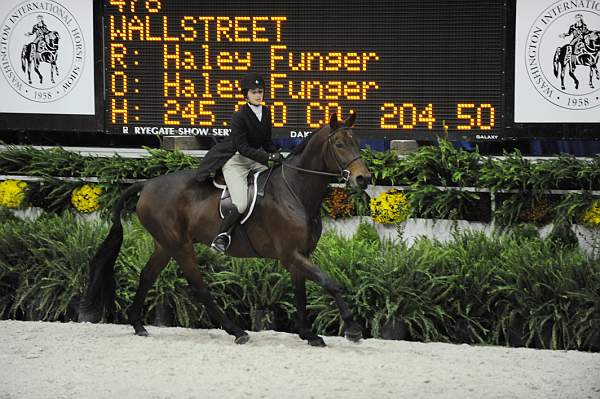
[288,125,329,156]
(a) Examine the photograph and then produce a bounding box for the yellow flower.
[370,189,411,224]
[71,184,103,213]
[581,200,600,228]
[0,179,28,209]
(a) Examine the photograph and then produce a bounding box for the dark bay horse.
[79,113,372,346]
[553,30,600,90]
[21,31,60,85]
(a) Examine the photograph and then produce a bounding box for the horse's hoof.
[345,328,363,343]
[308,337,326,347]
[77,310,101,323]
[235,334,250,345]
[133,326,149,336]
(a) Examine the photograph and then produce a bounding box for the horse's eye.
[335,142,344,148]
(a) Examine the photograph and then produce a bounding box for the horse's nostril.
[355,175,369,189]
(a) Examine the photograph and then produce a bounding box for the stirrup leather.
[211,232,232,252]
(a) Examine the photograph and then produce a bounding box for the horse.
[21,31,60,85]
[78,112,372,347]
[553,30,600,90]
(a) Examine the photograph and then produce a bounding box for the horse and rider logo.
[525,2,600,111]
[22,14,60,85]
[554,14,600,91]
[0,1,85,103]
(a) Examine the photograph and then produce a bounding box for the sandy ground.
[0,320,599,399]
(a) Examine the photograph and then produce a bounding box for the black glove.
[267,152,284,166]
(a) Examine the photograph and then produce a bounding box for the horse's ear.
[329,113,339,130]
[343,111,356,128]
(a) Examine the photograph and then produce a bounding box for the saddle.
[212,170,271,223]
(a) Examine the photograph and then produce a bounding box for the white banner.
[0,0,95,115]
[514,0,600,122]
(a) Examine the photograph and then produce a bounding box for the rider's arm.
[230,112,270,164]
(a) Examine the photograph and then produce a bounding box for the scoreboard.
[104,0,507,140]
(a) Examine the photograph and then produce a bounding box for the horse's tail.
[21,44,29,72]
[78,181,145,323]
[554,47,562,77]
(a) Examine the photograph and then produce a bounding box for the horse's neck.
[284,129,332,215]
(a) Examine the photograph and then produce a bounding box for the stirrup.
[211,232,231,253]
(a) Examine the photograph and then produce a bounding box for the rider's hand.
[267,152,283,167]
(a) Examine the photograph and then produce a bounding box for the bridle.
[280,128,362,207]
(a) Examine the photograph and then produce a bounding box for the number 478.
[109,0,161,13]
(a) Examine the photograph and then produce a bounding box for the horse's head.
[584,30,600,52]
[325,112,372,190]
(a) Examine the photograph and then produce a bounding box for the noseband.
[280,128,362,207]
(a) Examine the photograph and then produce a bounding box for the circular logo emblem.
[0,0,85,103]
[525,1,600,110]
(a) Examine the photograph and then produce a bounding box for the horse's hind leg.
[569,65,579,89]
[285,253,362,343]
[292,273,325,347]
[128,242,171,336]
[174,243,250,344]
[34,64,43,84]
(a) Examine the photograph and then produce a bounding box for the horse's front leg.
[53,54,59,80]
[291,273,325,346]
[174,243,249,344]
[286,252,362,343]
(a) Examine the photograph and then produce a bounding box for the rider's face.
[246,88,263,106]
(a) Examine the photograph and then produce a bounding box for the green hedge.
[1,211,598,351]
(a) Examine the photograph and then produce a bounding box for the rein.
[280,128,362,207]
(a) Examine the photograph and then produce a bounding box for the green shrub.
[1,199,599,351]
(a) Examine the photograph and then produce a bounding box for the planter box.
[12,207,44,220]
[323,217,599,254]
[10,208,100,222]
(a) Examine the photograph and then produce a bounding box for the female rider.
[196,72,283,252]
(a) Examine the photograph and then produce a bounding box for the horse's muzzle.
[353,174,371,190]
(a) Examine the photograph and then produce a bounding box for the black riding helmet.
[240,73,265,98]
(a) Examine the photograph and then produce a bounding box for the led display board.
[104,0,507,140]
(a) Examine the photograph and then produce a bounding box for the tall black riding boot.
[211,208,242,253]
